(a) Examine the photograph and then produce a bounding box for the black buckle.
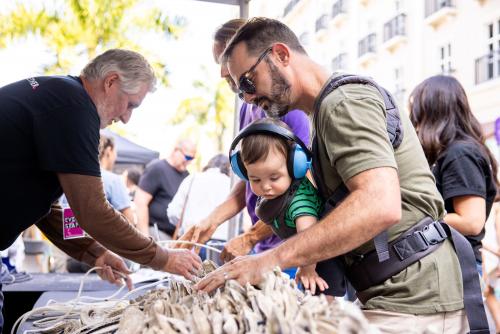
[393,221,447,261]
[421,222,447,245]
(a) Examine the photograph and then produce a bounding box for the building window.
[439,43,454,74]
[395,0,402,12]
[383,14,406,42]
[476,19,500,84]
[332,0,347,20]
[425,0,454,17]
[487,20,500,79]
[284,0,301,17]
[332,53,347,71]
[358,33,377,57]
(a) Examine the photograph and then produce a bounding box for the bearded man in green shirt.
[194,17,482,333]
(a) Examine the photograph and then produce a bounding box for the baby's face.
[245,147,292,200]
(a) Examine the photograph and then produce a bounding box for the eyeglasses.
[177,147,194,161]
[237,47,273,100]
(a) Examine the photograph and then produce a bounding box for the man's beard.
[261,59,291,118]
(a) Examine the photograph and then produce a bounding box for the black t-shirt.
[0,76,100,249]
[138,160,188,235]
[432,140,497,262]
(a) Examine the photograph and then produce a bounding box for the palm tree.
[0,0,184,86]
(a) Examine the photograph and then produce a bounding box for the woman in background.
[167,154,231,261]
[409,75,498,276]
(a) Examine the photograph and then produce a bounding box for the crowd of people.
[1,16,499,334]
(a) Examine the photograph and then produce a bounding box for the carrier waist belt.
[345,217,446,292]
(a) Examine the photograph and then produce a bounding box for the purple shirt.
[495,117,500,144]
[238,103,310,253]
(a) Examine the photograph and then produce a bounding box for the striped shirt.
[273,177,323,233]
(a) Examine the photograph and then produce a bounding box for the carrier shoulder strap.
[311,74,404,263]
[255,180,302,240]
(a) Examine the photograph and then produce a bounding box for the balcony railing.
[284,0,301,17]
[384,14,406,42]
[475,50,500,84]
[315,14,329,32]
[332,0,347,20]
[425,0,454,18]
[358,33,376,57]
[332,53,347,71]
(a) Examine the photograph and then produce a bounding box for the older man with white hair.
[0,49,201,332]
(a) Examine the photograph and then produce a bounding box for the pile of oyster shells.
[35,261,379,334]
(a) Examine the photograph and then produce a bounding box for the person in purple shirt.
[178,19,310,260]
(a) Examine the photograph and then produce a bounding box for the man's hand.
[94,250,133,290]
[163,248,202,281]
[194,252,277,293]
[220,233,254,263]
[175,219,218,250]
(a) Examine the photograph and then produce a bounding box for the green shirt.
[272,177,323,232]
[312,75,463,314]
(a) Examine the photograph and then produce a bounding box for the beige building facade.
[249,0,500,145]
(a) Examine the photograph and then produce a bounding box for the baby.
[237,118,328,294]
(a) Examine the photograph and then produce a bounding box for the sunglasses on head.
[237,47,273,100]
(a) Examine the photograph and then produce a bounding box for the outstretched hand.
[162,248,202,281]
[94,250,133,290]
[194,252,278,293]
[174,220,218,252]
[220,233,254,263]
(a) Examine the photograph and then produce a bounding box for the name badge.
[62,207,86,239]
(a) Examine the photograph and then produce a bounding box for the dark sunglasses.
[177,147,194,161]
[238,47,273,100]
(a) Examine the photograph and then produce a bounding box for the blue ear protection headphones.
[229,122,312,181]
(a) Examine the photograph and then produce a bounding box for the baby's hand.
[295,264,329,295]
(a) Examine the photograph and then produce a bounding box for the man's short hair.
[98,135,115,160]
[222,17,306,63]
[81,49,156,94]
[126,168,141,185]
[214,19,247,46]
[203,154,230,176]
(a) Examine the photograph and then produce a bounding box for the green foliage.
[173,79,235,152]
[0,0,184,85]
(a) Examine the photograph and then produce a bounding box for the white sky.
[0,0,240,160]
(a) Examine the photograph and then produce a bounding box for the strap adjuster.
[421,222,447,245]
[393,221,447,261]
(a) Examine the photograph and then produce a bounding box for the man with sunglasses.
[177,19,310,264]
[195,18,473,333]
[135,138,196,240]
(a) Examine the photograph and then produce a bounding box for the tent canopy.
[101,129,159,167]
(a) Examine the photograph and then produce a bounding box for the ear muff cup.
[230,151,248,180]
[291,145,311,179]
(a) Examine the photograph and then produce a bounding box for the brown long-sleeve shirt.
[36,173,169,269]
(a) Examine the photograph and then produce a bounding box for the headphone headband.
[229,122,311,158]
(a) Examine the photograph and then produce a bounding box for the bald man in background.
[135,139,196,240]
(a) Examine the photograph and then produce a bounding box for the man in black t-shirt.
[135,139,196,239]
[0,49,201,332]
